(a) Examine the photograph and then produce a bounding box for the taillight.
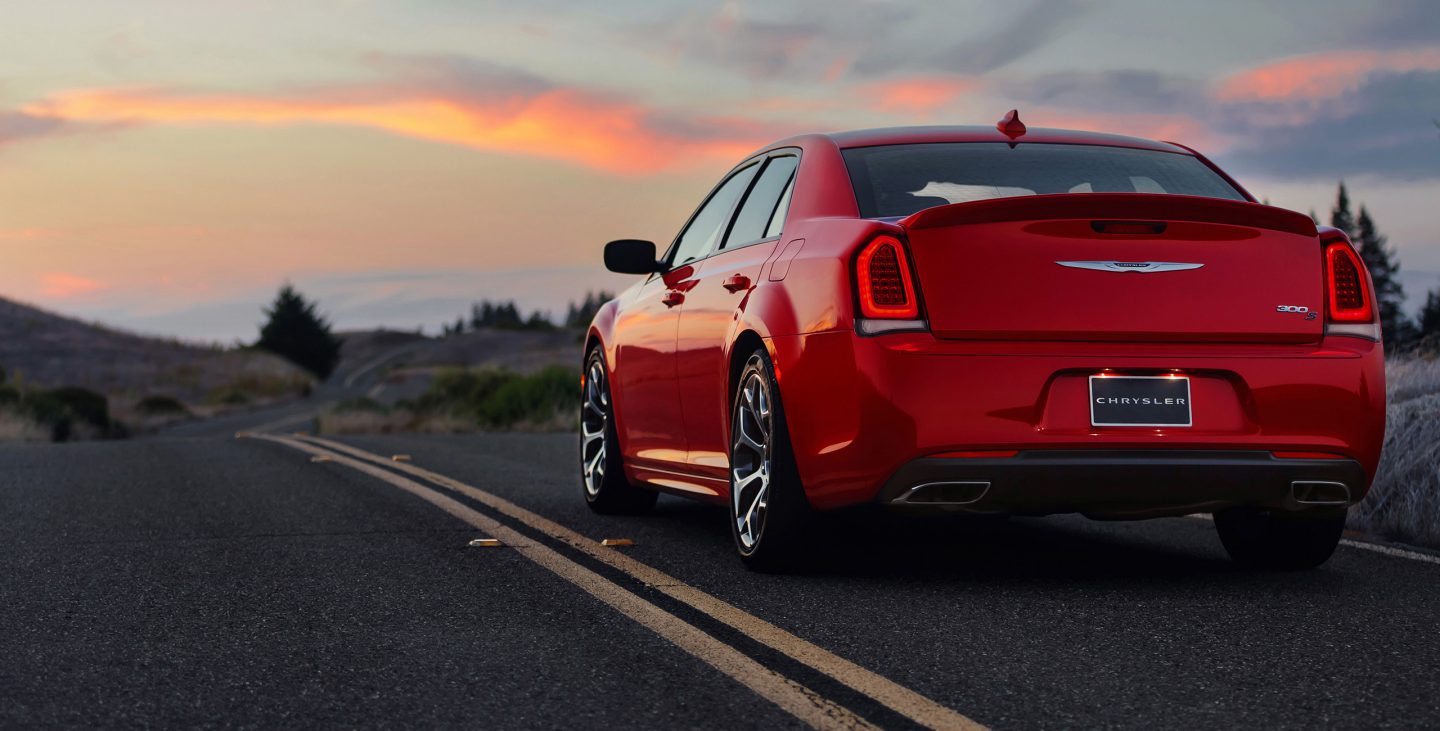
[1322,234,1379,341]
[855,235,926,334]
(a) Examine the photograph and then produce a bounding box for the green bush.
[207,388,252,406]
[478,366,573,426]
[411,366,575,429]
[12,387,113,442]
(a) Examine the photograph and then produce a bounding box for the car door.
[677,153,800,478]
[612,161,761,470]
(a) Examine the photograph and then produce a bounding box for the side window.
[724,155,799,249]
[764,173,795,239]
[668,162,759,267]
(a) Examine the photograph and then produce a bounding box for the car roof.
[767,125,1191,155]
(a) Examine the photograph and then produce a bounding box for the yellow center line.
[252,434,876,731]
[290,433,987,731]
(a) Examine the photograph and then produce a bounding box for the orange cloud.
[0,227,64,241]
[865,77,977,114]
[1215,48,1440,102]
[23,87,771,174]
[40,273,105,298]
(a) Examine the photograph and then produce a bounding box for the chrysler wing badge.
[1056,261,1204,273]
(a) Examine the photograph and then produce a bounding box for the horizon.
[4,0,1439,342]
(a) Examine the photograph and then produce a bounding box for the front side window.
[724,155,798,249]
[669,162,759,267]
[842,143,1246,218]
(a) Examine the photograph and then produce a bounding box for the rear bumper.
[768,330,1385,511]
[878,450,1366,518]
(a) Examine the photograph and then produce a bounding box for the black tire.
[729,349,813,572]
[1214,507,1345,570]
[580,347,657,515]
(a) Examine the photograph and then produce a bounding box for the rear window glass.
[842,142,1246,218]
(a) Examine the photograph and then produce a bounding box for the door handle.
[662,291,685,307]
[722,274,750,293]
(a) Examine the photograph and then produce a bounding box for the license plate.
[1089,375,1192,427]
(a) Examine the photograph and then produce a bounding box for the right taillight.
[1323,235,1380,340]
[855,234,927,335]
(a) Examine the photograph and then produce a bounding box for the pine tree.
[256,285,342,379]
[1354,206,1410,345]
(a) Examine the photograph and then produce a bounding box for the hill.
[0,296,310,430]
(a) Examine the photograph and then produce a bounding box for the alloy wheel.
[581,356,609,498]
[731,367,773,552]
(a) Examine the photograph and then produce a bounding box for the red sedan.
[580,113,1385,571]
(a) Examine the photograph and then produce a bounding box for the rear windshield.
[842,142,1246,218]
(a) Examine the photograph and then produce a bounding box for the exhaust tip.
[895,481,990,506]
[1291,480,1350,506]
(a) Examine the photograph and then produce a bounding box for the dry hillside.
[0,296,310,424]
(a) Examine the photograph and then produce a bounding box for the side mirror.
[604,239,662,275]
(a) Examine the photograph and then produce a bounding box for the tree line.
[438,291,615,337]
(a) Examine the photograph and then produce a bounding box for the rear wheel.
[730,349,811,572]
[1214,507,1345,570]
[580,347,657,514]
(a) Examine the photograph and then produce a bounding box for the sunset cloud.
[1215,48,1440,102]
[40,273,105,299]
[864,78,977,115]
[22,83,774,175]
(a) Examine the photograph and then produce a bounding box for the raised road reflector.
[601,538,635,547]
[391,454,412,463]
[468,538,502,547]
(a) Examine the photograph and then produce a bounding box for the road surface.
[4,424,1439,729]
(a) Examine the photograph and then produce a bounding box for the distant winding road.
[4,411,1440,728]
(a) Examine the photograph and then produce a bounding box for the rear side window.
[764,175,794,239]
[725,155,798,249]
[669,162,759,266]
[842,143,1246,218]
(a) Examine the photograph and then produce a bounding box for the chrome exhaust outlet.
[893,481,991,506]
[1291,480,1350,506]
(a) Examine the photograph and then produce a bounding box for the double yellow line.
[246,433,986,731]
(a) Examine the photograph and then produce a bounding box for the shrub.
[11,387,113,442]
[401,366,575,431]
[478,366,573,427]
[135,395,190,416]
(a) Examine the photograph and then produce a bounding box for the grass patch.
[1350,354,1440,548]
[320,366,575,435]
[204,372,311,407]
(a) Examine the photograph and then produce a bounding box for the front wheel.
[729,349,812,572]
[1214,507,1345,570]
[580,347,657,515]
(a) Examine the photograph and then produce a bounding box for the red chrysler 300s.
[579,113,1385,571]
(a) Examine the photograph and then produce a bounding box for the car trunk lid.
[899,193,1324,344]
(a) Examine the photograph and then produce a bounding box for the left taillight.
[855,234,927,335]
[1322,233,1380,341]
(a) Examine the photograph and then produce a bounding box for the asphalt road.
[4,426,1440,729]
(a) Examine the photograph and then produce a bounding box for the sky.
[2,0,1438,342]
